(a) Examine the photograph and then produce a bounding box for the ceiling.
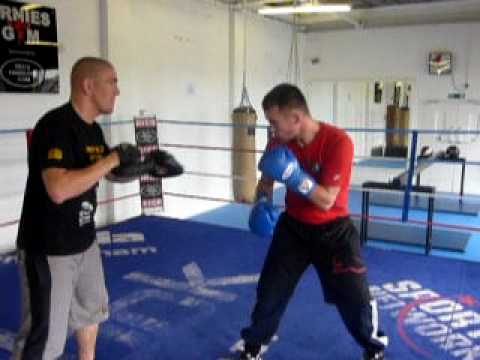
[217,0,480,32]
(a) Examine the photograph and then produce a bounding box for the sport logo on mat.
[0,252,16,265]
[100,261,260,356]
[372,280,480,359]
[97,230,157,257]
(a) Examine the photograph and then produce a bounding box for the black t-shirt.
[17,102,109,255]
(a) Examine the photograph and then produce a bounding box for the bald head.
[70,57,119,122]
[70,57,113,93]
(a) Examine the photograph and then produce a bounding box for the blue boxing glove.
[248,196,281,238]
[258,146,317,196]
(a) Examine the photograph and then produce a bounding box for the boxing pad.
[110,159,152,179]
[419,145,433,158]
[248,198,281,238]
[112,143,141,166]
[445,145,460,160]
[145,149,184,178]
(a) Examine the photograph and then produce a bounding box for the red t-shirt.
[269,122,353,224]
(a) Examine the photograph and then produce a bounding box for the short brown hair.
[70,57,113,88]
[262,83,310,114]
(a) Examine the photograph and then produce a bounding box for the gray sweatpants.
[11,241,109,360]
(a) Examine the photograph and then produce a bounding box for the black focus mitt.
[112,143,141,166]
[109,143,147,182]
[110,159,152,180]
[145,149,184,178]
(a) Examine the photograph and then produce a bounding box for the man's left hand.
[145,149,184,178]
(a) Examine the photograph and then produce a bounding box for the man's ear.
[81,78,94,96]
[292,109,303,124]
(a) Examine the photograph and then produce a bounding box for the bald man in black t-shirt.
[13,57,130,360]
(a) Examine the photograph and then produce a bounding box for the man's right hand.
[112,143,141,166]
[258,145,317,197]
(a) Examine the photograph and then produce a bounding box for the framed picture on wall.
[0,0,59,93]
[428,51,452,75]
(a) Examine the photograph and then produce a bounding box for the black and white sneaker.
[240,352,262,360]
[362,350,385,360]
[240,343,263,360]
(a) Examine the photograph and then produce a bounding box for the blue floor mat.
[1,216,479,359]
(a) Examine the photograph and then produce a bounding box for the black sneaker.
[240,343,262,360]
[240,353,263,360]
[362,350,385,360]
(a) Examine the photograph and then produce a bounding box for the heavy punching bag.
[385,82,410,157]
[232,1,257,203]
[232,91,257,203]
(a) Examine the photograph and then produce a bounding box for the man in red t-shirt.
[241,84,388,360]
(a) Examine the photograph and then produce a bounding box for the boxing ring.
[1,119,480,359]
[1,216,480,359]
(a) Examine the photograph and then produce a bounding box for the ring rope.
[185,171,245,180]
[158,143,264,154]
[97,119,270,130]
[0,219,19,228]
[97,192,140,205]
[1,190,480,233]
[0,128,31,135]
[3,122,480,135]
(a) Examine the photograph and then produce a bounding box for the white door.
[336,81,368,157]
[306,81,335,124]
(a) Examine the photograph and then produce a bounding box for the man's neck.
[297,118,321,147]
[71,97,97,125]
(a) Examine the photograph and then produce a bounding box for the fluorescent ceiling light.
[258,3,351,15]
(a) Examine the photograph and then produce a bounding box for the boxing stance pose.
[243,83,388,360]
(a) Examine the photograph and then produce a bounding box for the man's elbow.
[42,169,70,204]
[316,191,337,211]
[45,186,68,204]
[319,199,335,211]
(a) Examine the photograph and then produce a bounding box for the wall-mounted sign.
[428,51,452,76]
[0,0,59,93]
[134,116,164,213]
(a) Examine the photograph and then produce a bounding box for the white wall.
[303,23,480,194]
[0,0,299,251]
[105,0,297,222]
[0,0,102,252]
[3,4,479,253]
[304,24,480,98]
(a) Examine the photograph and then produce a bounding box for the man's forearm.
[42,153,119,204]
[306,184,339,211]
[256,176,274,201]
